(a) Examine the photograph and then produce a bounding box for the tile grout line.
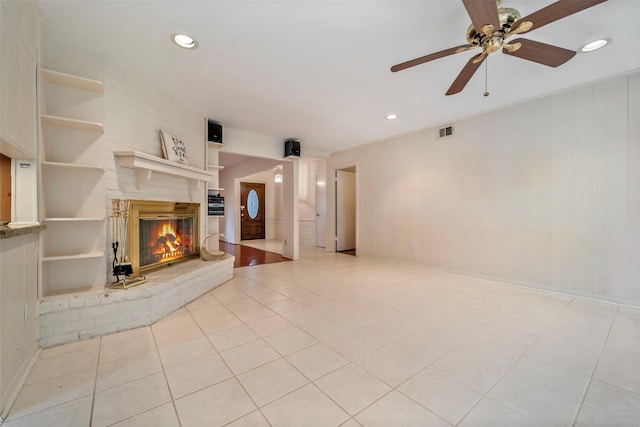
[569,303,620,427]
[234,284,412,424]
[89,336,103,427]
[453,296,575,426]
[94,327,180,426]
[220,277,360,424]
[149,322,184,427]
[224,260,391,423]
[187,292,275,426]
[350,323,491,426]
[217,273,361,424]
[1,340,101,425]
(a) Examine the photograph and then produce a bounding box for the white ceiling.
[37,1,640,158]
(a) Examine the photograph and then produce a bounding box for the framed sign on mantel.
[160,130,188,164]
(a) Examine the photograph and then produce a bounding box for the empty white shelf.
[41,161,105,172]
[42,251,105,262]
[41,115,104,133]
[44,217,105,222]
[41,68,104,94]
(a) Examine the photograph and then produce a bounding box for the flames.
[140,219,193,266]
[158,223,182,252]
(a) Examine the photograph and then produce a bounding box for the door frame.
[329,162,358,254]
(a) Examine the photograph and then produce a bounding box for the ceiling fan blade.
[390,44,475,72]
[503,38,576,67]
[446,52,486,96]
[511,0,608,35]
[462,0,500,35]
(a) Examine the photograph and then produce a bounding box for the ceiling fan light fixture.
[171,33,198,49]
[385,114,398,120]
[579,38,611,53]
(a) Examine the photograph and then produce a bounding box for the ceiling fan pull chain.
[483,57,489,97]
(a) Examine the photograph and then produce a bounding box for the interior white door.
[316,173,326,247]
[335,169,356,252]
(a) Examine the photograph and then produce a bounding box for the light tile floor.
[5,246,640,426]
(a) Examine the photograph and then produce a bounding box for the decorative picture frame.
[160,130,189,165]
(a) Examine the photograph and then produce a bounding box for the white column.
[282,159,299,260]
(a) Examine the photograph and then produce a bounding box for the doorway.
[316,173,326,247]
[240,182,266,240]
[335,167,356,254]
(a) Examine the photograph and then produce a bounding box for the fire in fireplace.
[139,217,194,267]
[128,200,200,276]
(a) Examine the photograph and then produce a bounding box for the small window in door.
[247,189,259,219]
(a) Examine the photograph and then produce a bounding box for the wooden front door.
[240,182,265,240]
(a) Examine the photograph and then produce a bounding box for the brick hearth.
[38,256,234,347]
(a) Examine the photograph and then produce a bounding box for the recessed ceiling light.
[171,33,198,49]
[578,38,611,53]
[385,114,398,120]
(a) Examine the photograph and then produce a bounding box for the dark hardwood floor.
[219,241,290,268]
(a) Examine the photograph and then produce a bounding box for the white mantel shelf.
[114,150,214,194]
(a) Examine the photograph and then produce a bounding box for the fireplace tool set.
[109,199,146,289]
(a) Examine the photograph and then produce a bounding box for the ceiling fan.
[391,0,608,95]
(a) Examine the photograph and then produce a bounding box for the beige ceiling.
[37,1,640,158]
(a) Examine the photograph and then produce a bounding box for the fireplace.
[128,200,200,276]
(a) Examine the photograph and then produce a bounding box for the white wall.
[329,71,640,306]
[0,0,41,417]
[0,233,39,419]
[222,128,285,160]
[0,0,38,225]
[222,127,327,159]
[0,0,37,161]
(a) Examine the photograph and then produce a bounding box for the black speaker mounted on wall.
[207,120,223,144]
[284,139,300,158]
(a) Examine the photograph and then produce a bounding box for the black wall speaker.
[207,121,223,144]
[284,139,300,158]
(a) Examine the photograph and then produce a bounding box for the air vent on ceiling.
[438,125,454,138]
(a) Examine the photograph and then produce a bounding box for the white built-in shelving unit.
[207,162,224,192]
[204,123,225,251]
[39,68,107,296]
